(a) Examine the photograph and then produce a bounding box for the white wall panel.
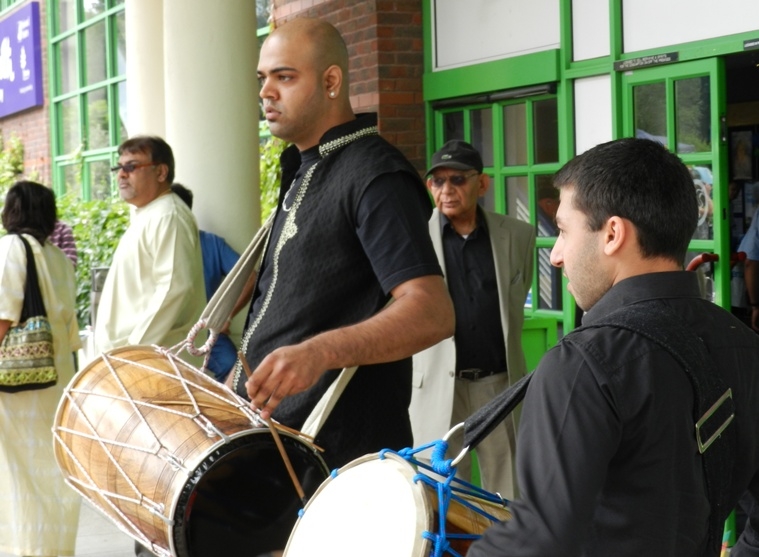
[433,0,559,70]
[572,0,610,61]
[624,0,759,53]
[574,75,613,155]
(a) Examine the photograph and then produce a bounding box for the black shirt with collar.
[440,208,507,374]
[469,271,759,557]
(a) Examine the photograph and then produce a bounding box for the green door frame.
[620,58,730,307]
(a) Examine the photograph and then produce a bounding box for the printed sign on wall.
[0,2,43,119]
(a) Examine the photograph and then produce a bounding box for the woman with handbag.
[0,181,82,557]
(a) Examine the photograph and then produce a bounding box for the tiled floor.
[71,500,136,557]
[0,499,136,557]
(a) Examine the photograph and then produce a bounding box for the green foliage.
[259,135,287,220]
[0,133,25,204]
[56,194,130,328]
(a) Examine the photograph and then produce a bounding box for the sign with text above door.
[0,2,42,119]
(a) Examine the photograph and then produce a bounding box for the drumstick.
[238,351,252,378]
[266,416,307,505]
[238,353,308,505]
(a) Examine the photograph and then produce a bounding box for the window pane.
[675,76,710,153]
[470,108,493,168]
[690,164,714,240]
[537,247,562,310]
[117,81,128,142]
[443,111,464,144]
[115,11,126,76]
[62,164,82,198]
[60,97,81,154]
[84,0,106,20]
[87,88,110,150]
[634,82,666,141]
[536,174,558,237]
[90,160,112,200]
[481,173,495,212]
[256,0,270,29]
[58,36,78,94]
[109,0,124,6]
[85,20,107,85]
[533,98,558,163]
[506,175,529,223]
[443,112,464,143]
[686,250,714,301]
[503,103,527,166]
[58,0,77,33]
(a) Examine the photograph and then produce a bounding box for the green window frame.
[0,0,22,12]
[430,89,564,321]
[47,0,125,200]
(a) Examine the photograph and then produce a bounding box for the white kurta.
[0,234,82,556]
[94,193,206,353]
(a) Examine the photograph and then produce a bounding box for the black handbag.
[0,234,57,392]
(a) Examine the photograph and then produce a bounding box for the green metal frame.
[46,0,125,198]
[423,0,756,328]
[0,0,22,12]
[620,58,729,306]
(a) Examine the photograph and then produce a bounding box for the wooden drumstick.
[266,416,307,505]
[238,352,307,505]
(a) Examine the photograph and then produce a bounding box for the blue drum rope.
[379,442,509,557]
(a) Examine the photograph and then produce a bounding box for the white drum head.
[284,452,431,557]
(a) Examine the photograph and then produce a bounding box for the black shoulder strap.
[589,303,734,554]
[463,301,735,554]
[15,234,48,320]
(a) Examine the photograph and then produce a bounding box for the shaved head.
[271,18,349,80]
[257,17,356,150]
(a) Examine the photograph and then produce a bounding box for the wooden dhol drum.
[283,451,512,557]
[53,346,328,557]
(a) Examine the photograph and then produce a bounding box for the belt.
[455,368,506,381]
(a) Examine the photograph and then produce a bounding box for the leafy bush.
[0,133,26,206]
[56,194,130,328]
[260,135,287,219]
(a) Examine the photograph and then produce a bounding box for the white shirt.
[94,193,206,353]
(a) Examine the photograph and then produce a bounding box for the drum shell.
[53,345,327,556]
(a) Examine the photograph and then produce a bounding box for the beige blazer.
[409,208,536,446]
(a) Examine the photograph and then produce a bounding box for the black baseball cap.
[426,140,484,175]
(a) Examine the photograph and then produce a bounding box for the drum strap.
[463,302,735,554]
[301,365,358,438]
[183,213,274,359]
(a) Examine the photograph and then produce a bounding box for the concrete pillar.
[163,0,260,251]
[125,0,166,137]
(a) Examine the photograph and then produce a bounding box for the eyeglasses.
[110,162,156,175]
[430,172,479,188]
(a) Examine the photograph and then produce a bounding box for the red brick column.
[271,0,426,173]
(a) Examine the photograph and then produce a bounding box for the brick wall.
[271,0,426,172]
[0,0,51,185]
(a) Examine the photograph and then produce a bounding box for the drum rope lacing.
[52,347,264,557]
[382,441,508,557]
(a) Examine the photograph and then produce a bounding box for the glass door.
[621,58,729,307]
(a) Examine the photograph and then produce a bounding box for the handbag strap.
[15,234,47,320]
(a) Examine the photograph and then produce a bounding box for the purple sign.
[0,2,43,119]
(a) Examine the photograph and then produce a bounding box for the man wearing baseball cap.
[410,139,536,500]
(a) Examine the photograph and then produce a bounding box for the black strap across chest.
[463,301,735,554]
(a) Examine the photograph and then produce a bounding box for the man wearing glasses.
[94,135,205,359]
[410,140,536,501]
